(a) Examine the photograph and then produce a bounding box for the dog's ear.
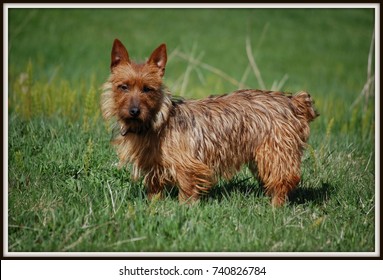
[111,39,130,71]
[148,44,167,77]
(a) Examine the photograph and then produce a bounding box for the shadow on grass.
[204,176,265,202]
[154,176,335,206]
[206,178,336,206]
[289,182,336,205]
[162,176,264,202]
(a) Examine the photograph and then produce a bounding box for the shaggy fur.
[101,39,318,206]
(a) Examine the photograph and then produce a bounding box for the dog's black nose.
[129,107,140,117]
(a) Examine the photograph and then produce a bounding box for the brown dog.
[101,39,318,206]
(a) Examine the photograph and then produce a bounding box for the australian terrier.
[101,39,318,206]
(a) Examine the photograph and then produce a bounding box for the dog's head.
[104,39,168,135]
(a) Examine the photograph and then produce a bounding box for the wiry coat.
[101,39,318,206]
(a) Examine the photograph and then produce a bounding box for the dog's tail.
[291,91,319,122]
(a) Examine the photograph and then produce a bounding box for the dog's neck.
[150,87,173,132]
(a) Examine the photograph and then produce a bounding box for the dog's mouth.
[120,118,150,135]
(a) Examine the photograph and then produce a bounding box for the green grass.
[7,8,375,253]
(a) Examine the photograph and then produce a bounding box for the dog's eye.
[142,86,153,93]
[118,84,129,92]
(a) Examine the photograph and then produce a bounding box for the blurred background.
[8,8,375,131]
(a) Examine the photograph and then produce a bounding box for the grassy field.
[7,8,375,253]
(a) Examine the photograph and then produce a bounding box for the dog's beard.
[112,101,170,138]
[117,118,152,136]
